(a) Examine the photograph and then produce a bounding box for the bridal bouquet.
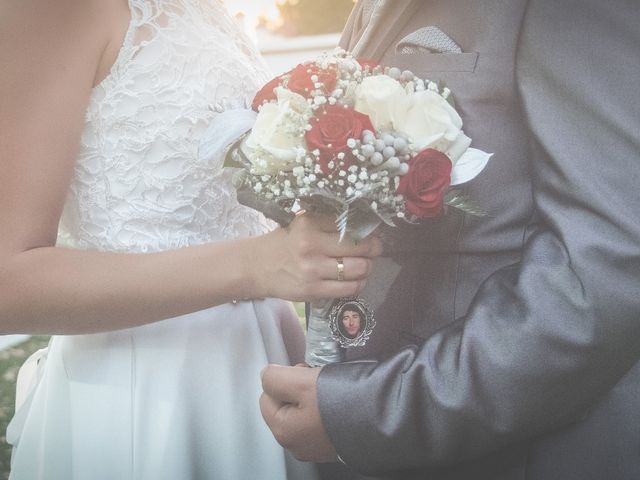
[225,48,490,241]
[206,48,491,366]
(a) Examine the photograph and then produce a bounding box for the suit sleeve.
[317,1,640,474]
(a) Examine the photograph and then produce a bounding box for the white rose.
[396,90,471,163]
[241,87,311,175]
[354,75,407,131]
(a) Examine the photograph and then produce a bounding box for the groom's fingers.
[260,393,300,451]
[259,392,283,428]
[260,392,298,448]
[261,365,302,404]
[261,364,310,404]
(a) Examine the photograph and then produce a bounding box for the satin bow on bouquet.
[200,48,491,366]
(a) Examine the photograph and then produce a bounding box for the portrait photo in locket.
[329,297,376,348]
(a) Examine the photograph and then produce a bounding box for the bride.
[0,0,380,478]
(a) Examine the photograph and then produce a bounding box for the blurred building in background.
[226,0,352,74]
[258,30,342,75]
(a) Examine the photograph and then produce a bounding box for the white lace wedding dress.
[6,1,317,479]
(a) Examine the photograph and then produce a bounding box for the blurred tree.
[276,0,355,36]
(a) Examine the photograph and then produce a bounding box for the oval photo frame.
[328,297,376,348]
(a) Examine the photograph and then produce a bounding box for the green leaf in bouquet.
[231,169,249,189]
[344,197,399,240]
[235,182,296,228]
[298,190,345,216]
[298,190,389,242]
[223,135,251,170]
[444,189,487,217]
[337,203,383,242]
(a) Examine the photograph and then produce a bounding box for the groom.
[261,1,640,479]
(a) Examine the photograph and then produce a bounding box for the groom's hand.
[260,364,338,463]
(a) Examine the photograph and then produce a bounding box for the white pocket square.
[396,26,463,54]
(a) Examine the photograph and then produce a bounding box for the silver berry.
[371,152,384,166]
[383,146,396,159]
[374,139,386,152]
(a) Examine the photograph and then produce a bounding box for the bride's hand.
[252,214,383,302]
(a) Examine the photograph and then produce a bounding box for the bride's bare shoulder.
[0,0,129,253]
[0,0,128,76]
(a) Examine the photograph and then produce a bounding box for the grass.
[294,301,306,323]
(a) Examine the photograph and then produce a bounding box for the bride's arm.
[0,0,381,335]
[0,227,378,335]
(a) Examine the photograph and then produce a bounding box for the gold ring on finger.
[336,258,345,281]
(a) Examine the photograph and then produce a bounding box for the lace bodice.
[57,0,273,253]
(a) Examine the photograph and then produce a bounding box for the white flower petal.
[445,133,472,164]
[450,148,492,186]
[198,109,257,167]
[396,90,463,152]
[240,89,311,175]
[354,75,407,131]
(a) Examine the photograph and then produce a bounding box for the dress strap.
[94,0,139,91]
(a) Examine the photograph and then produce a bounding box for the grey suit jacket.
[317,1,640,479]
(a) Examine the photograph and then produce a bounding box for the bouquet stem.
[305,299,344,367]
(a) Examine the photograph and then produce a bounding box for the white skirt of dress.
[6,299,318,480]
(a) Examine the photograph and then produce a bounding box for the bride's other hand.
[252,214,382,302]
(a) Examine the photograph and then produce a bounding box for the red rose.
[252,75,283,111]
[398,149,452,218]
[305,105,375,176]
[252,63,338,111]
[287,62,337,98]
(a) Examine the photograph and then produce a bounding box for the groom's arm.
[315,1,640,474]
